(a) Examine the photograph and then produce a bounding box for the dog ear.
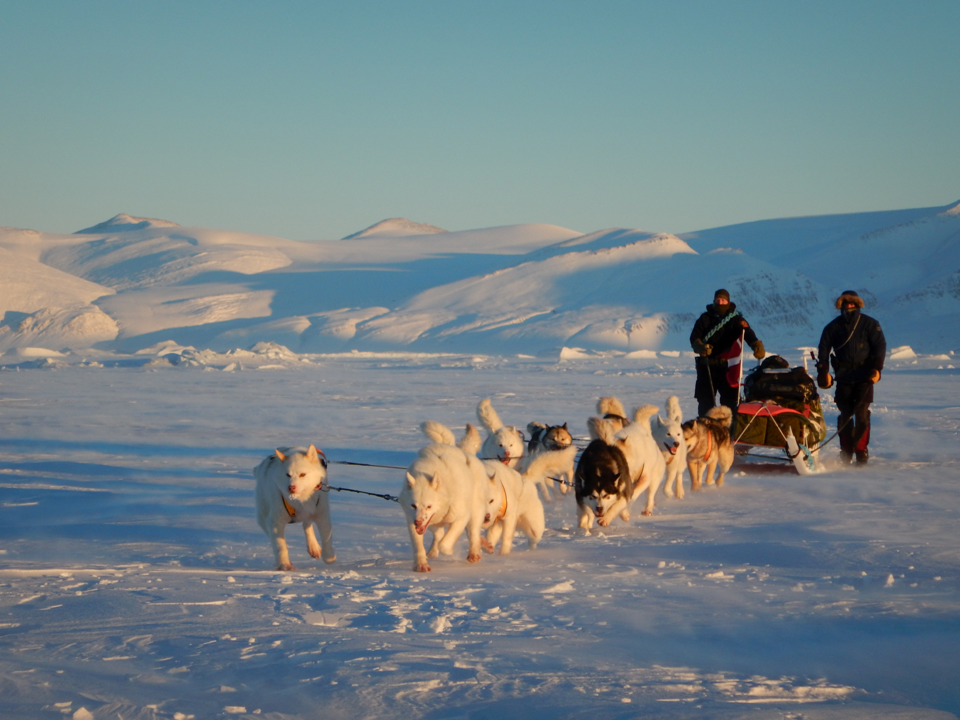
[406,472,417,488]
[561,423,568,430]
[275,449,287,462]
[306,444,319,463]
[429,472,442,489]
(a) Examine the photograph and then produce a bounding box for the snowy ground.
[1,350,958,720]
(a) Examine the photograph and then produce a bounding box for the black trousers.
[695,357,739,418]
[834,382,874,454]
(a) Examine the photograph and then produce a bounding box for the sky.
[1,0,958,240]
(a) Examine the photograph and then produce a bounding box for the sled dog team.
[254,396,734,572]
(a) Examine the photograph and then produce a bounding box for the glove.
[750,340,765,359]
[699,343,713,357]
[869,369,881,383]
[817,371,833,389]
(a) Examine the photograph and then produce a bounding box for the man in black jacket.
[690,289,765,417]
[816,290,886,465]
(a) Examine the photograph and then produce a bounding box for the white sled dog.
[519,420,575,501]
[590,402,667,520]
[652,396,688,500]
[477,398,525,468]
[254,445,335,571]
[400,422,488,572]
[682,405,735,490]
[461,423,560,553]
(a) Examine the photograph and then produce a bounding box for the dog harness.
[702,428,713,459]
[282,496,298,523]
[280,446,328,523]
[493,477,508,523]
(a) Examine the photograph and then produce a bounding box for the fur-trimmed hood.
[835,291,864,310]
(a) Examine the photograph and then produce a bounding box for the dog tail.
[632,404,659,424]
[458,423,482,455]
[421,420,456,446]
[477,398,504,432]
[526,420,547,436]
[521,444,577,483]
[597,396,627,418]
[587,416,616,444]
[705,405,733,428]
[666,396,683,424]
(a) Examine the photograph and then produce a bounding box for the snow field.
[0,351,958,719]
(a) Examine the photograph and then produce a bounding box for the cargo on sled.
[732,355,827,474]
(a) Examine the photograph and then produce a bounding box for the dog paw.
[597,518,610,527]
[322,555,336,564]
[308,545,322,559]
[641,509,653,516]
[414,562,432,573]
[278,562,296,571]
[664,489,675,498]
[619,509,630,522]
[481,538,494,554]
[466,553,481,563]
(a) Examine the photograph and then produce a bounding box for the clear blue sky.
[2,0,958,239]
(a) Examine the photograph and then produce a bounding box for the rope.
[329,460,407,470]
[322,484,399,503]
[548,474,574,489]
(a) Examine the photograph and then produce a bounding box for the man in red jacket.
[690,289,765,418]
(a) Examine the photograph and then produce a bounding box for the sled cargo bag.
[734,401,827,448]
[734,355,827,448]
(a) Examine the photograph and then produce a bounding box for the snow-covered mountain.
[342,217,447,239]
[1,202,958,354]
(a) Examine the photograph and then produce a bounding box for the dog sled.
[732,355,827,474]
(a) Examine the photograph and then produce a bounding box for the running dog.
[254,445,335,571]
[526,421,573,454]
[652,396,688,500]
[574,429,632,531]
[583,401,667,522]
[612,404,667,518]
[682,405,735,490]
[462,423,565,548]
[520,420,574,500]
[477,398,525,468]
[401,421,489,572]
[478,459,546,555]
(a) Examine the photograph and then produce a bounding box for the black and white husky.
[574,422,633,531]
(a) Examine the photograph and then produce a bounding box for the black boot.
[855,449,869,466]
[839,450,853,465]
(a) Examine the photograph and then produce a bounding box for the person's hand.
[750,340,765,359]
[869,369,881,383]
[817,371,833,389]
[700,343,713,357]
